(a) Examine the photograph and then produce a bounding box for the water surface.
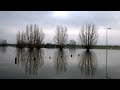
[0,46,118,79]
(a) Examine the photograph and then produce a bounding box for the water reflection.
[79,51,97,77]
[16,48,44,75]
[69,48,76,57]
[0,47,7,53]
[54,49,67,73]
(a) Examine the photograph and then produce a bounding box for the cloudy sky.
[0,11,120,45]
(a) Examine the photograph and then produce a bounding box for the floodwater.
[0,46,119,79]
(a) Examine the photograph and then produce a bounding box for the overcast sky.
[0,11,120,45]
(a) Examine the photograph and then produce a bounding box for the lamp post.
[106,27,111,79]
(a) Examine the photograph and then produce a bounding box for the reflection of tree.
[54,49,67,73]
[79,51,97,77]
[0,47,7,53]
[16,48,26,65]
[16,48,44,75]
[69,48,76,57]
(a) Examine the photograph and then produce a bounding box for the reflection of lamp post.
[106,27,111,79]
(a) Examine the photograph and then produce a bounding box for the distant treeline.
[0,40,7,46]
[1,44,120,49]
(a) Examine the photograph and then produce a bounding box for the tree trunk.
[59,45,63,50]
[86,48,90,52]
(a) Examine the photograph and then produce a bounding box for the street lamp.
[106,27,111,79]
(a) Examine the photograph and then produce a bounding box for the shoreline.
[1,44,120,49]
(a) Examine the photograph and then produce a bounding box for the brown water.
[0,46,118,79]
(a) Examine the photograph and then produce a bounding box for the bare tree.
[16,31,24,48]
[54,25,68,50]
[23,24,45,49]
[26,25,30,46]
[79,23,98,52]
[33,24,45,49]
[21,31,26,47]
[16,31,21,47]
[16,31,26,48]
[29,24,34,49]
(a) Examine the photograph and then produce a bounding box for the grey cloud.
[0,11,119,28]
[0,11,120,44]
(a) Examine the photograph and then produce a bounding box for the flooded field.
[0,46,119,79]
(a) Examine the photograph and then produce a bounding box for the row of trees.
[0,40,7,46]
[16,24,45,49]
[16,23,98,51]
